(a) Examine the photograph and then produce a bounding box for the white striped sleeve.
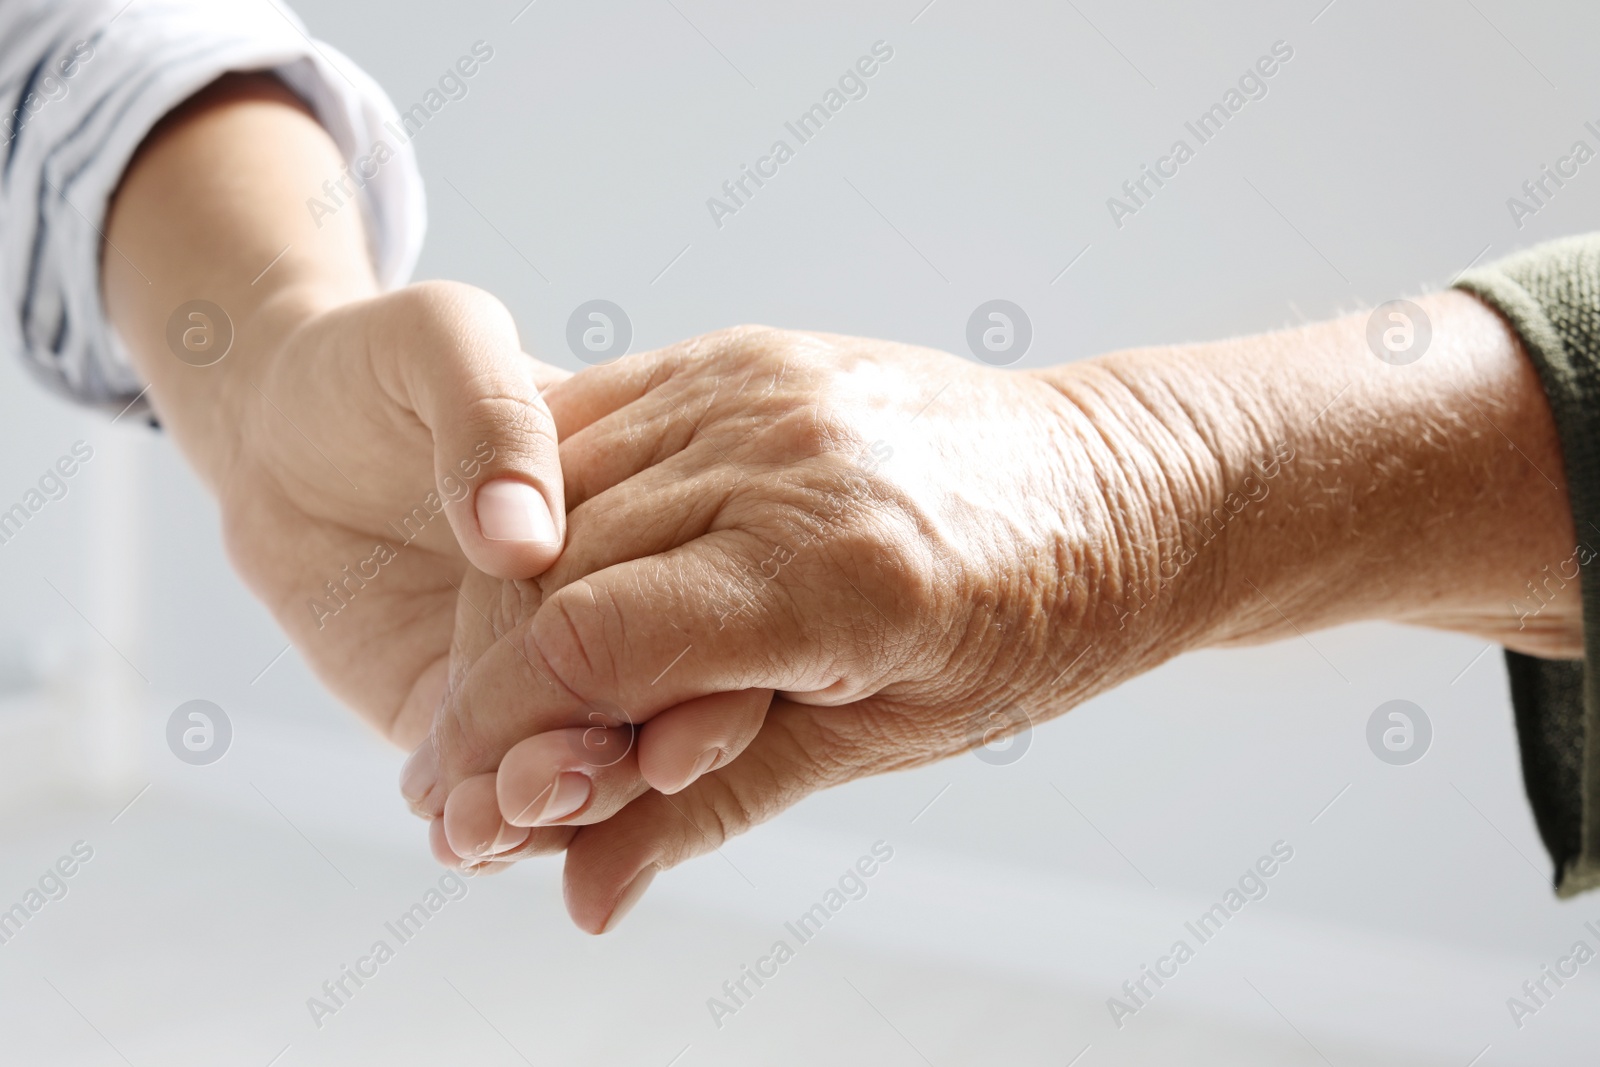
[0,0,426,411]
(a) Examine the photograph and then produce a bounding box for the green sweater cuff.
[1456,233,1600,897]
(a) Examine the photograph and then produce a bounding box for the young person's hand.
[212,283,569,744]
[103,74,568,744]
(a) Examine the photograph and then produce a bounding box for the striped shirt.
[0,0,425,412]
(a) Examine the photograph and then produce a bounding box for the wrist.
[103,69,381,488]
[1085,292,1580,658]
[1019,359,1231,706]
[1059,343,1306,655]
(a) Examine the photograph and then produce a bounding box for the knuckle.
[811,507,940,647]
[371,284,542,439]
[704,323,777,353]
[401,280,515,335]
[765,404,851,460]
[528,580,623,698]
[688,768,761,848]
[678,324,790,376]
[483,577,541,644]
[449,572,519,669]
[455,390,559,461]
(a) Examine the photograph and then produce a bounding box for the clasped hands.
[113,104,1154,930]
[379,298,1134,934]
[231,277,1557,935]
[106,73,1581,936]
[172,274,1572,934]
[213,278,1179,935]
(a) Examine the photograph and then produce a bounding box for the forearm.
[102,73,377,488]
[1037,290,1580,661]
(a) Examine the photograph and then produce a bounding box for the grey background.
[1,0,1598,1063]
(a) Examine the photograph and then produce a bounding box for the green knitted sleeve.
[1456,233,1600,897]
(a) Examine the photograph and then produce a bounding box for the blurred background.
[3,0,1599,1063]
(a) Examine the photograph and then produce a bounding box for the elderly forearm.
[103,73,377,488]
[1035,290,1578,659]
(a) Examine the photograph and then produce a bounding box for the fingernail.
[464,859,513,878]
[476,478,559,545]
[665,747,723,795]
[600,867,657,934]
[470,821,530,858]
[532,771,591,826]
[428,817,459,868]
[400,741,439,808]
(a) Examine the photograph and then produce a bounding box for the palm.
[225,470,462,745]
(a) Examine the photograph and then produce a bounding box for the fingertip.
[647,746,723,796]
[601,867,657,934]
[428,818,463,868]
[637,689,772,794]
[444,773,531,859]
[568,863,658,935]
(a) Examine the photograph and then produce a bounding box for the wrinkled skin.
[405,326,1209,931]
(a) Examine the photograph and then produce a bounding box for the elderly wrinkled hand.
[401,325,1186,930]
[405,291,1577,933]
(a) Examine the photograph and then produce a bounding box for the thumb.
[375,281,569,580]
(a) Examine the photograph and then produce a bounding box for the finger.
[401,619,578,819]
[522,352,570,394]
[544,461,736,585]
[464,823,580,865]
[637,689,772,795]
[562,697,889,934]
[558,397,696,511]
[405,562,600,820]
[417,494,891,822]
[408,531,798,816]
[495,726,647,827]
[430,811,563,870]
[546,326,779,440]
[428,817,464,868]
[435,692,770,864]
[462,859,516,877]
[542,344,678,440]
[391,653,448,750]
[547,328,781,507]
[442,773,530,859]
[435,690,770,863]
[373,281,568,580]
[400,576,507,820]
[444,568,524,692]
[544,439,899,622]
[529,534,865,717]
